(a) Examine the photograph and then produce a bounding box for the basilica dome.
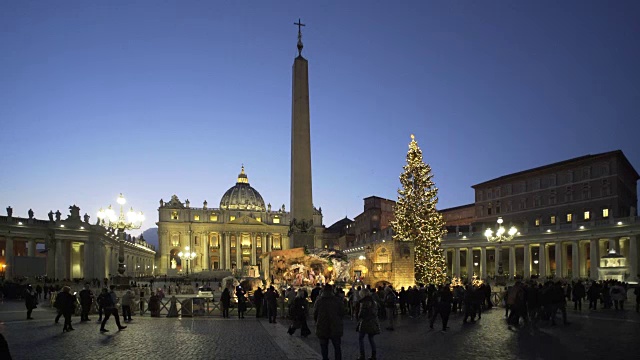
[219,166,266,211]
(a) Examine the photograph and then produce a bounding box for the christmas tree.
[391,134,448,285]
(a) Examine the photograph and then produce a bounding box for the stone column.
[55,239,67,280]
[539,243,547,278]
[508,246,516,279]
[480,247,487,279]
[523,244,531,279]
[5,236,14,280]
[494,246,501,276]
[572,241,580,279]
[236,233,242,269]
[225,233,232,270]
[46,237,56,278]
[555,242,563,278]
[609,238,620,253]
[590,239,600,279]
[454,248,461,278]
[251,233,257,265]
[28,239,36,257]
[95,242,105,279]
[203,232,210,271]
[466,248,474,278]
[83,241,94,280]
[628,236,638,282]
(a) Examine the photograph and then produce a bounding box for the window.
[549,174,557,186]
[550,216,556,225]
[602,208,609,218]
[535,218,540,227]
[194,215,200,221]
[194,236,198,245]
[584,211,590,221]
[230,216,236,221]
[231,236,236,248]
[566,213,573,222]
[171,211,179,220]
[534,196,541,207]
[273,217,280,224]
[210,214,218,222]
[549,190,557,205]
[487,206,492,215]
[582,167,590,180]
[255,217,262,222]
[565,187,573,202]
[210,234,219,248]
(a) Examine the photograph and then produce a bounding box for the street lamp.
[97,193,144,277]
[484,217,518,277]
[178,246,197,275]
[484,217,518,244]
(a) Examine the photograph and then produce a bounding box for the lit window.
[566,213,573,222]
[171,211,179,220]
[602,208,609,218]
[584,211,590,220]
[230,216,236,221]
[210,214,218,221]
[535,219,540,227]
[194,215,200,221]
[256,217,261,222]
[550,216,556,225]
[273,217,280,224]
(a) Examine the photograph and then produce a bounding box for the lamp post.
[178,246,196,276]
[484,217,518,277]
[97,193,145,278]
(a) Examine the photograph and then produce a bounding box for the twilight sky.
[1,1,639,238]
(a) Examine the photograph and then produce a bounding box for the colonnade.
[445,235,638,281]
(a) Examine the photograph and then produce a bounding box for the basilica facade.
[156,167,323,275]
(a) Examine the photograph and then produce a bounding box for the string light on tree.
[391,134,447,285]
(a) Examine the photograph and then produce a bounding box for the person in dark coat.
[310,284,322,303]
[572,280,586,311]
[430,285,453,332]
[265,286,279,323]
[253,287,264,318]
[148,293,161,317]
[220,288,231,318]
[24,285,38,320]
[313,284,344,360]
[288,289,311,337]
[79,283,93,322]
[236,286,247,319]
[99,288,126,332]
[356,288,380,360]
[57,286,76,332]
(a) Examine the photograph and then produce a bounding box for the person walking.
[313,284,344,360]
[288,289,311,337]
[383,286,397,331]
[356,288,380,360]
[253,287,264,318]
[430,285,453,332]
[572,280,586,311]
[24,285,38,320]
[121,290,134,322]
[220,288,231,318]
[57,286,76,333]
[265,286,279,323]
[78,283,93,322]
[236,286,247,319]
[610,281,627,310]
[99,288,126,333]
[550,282,569,326]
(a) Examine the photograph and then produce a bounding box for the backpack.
[384,292,397,307]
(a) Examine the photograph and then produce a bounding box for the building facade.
[442,150,640,282]
[0,205,156,280]
[156,167,323,275]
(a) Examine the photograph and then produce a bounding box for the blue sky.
[1,1,639,236]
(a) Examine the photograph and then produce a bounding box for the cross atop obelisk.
[294,18,305,57]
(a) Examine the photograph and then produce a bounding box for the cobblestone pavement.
[1,300,639,360]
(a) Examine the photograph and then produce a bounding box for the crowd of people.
[3,276,639,360]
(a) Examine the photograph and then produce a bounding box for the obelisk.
[290,19,315,249]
